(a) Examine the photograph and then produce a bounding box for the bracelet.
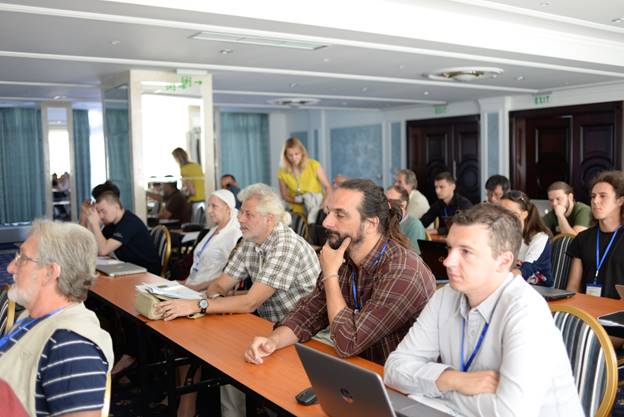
[322,273,339,282]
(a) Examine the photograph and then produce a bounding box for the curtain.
[220,113,270,187]
[104,108,133,210]
[0,108,45,223]
[72,109,91,206]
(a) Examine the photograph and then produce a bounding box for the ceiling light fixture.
[110,40,121,46]
[289,82,297,88]
[220,48,233,54]
[423,91,430,95]
[190,31,328,51]
[426,66,503,82]
[267,97,320,107]
[361,87,368,93]
[612,17,624,23]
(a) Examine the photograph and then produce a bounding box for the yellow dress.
[180,162,205,203]
[277,159,322,215]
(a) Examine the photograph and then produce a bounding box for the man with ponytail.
[156,183,320,322]
[245,179,436,365]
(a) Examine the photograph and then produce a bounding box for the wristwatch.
[198,298,208,314]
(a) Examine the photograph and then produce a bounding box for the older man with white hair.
[0,220,113,417]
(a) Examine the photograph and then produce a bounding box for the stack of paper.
[136,282,203,300]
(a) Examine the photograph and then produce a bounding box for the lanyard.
[350,241,388,313]
[459,278,513,372]
[0,306,67,351]
[192,232,216,272]
[443,207,449,217]
[594,226,621,282]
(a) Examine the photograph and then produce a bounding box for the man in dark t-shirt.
[420,172,472,232]
[85,191,161,275]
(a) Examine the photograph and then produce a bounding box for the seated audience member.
[485,174,510,204]
[159,180,191,223]
[384,204,584,417]
[220,174,242,209]
[155,183,320,322]
[332,174,349,189]
[499,190,553,286]
[420,172,472,230]
[85,191,161,275]
[395,169,430,220]
[543,181,592,236]
[0,220,114,417]
[385,185,426,254]
[567,171,624,299]
[245,179,436,365]
[183,190,242,289]
[79,180,120,227]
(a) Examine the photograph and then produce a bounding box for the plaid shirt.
[224,222,320,322]
[279,238,436,364]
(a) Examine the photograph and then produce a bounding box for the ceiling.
[1,0,623,110]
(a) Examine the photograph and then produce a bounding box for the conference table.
[90,272,624,417]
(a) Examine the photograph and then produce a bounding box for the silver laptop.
[295,343,453,417]
[530,284,575,300]
[97,262,147,277]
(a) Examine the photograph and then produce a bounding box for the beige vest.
[0,303,114,416]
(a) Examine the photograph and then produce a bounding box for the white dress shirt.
[518,232,549,263]
[384,274,584,417]
[186,216,242,286]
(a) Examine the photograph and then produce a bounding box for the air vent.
[190,31,328,51]
[267,98,320,107]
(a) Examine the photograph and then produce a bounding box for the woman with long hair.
[499,190,553,286]
[171,147,205,204]
[277,137,331,218]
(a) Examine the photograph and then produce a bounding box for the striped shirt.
[0,317,108,416]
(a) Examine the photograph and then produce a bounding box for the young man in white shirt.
[384,203,583,417]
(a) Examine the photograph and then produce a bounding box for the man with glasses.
[0,220,113,417]
[384,204,583,417]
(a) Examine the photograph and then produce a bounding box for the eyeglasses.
[13,250,43,267]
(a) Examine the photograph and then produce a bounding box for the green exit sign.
[533,94,551,105]
[434,105,447,114]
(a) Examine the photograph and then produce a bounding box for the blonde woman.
[171,147,205,204]
[277,137,331,217]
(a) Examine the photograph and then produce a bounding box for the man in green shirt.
[386,185,426,254]
[542,181,592,236]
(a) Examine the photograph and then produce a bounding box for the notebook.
[530,284,575,300]
[97,262,147,277]
[295,343,455,417]
[417,240,448,281]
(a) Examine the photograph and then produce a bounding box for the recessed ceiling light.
[539,1,550,6]
[220,48,233,54]
[323,58,330,63]
[399,65,406,70]
[110,40,121,46]
[289,82,297,88]
[515,75,525,81]
[612,17,624,23]
[426,66,504,82]
[423,91,430,96]
[341,102,348,106]
[190,31,328,50]
[361,87,368,93]
[52,95,66,100]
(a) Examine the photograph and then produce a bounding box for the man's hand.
[436,369,499,395]
[155,299,199,321]
[319,237,351,276]
[244,336,278,364]
[86,207,100,227]
[553,204,567,218]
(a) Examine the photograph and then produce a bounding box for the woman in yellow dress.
[277,137,331,216]
[171,147,205,204]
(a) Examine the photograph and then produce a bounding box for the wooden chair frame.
[550,304,618,417]
[151,225,172,277]
[1,284,16,335]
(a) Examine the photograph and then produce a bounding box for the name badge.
[586,283,602,297]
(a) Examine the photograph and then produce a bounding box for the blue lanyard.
[595,226,621,282]
[460,319,489,372]
[192,232,216,272]
[0,306,67,351]
[350,241,388,313]
[443,207,448,217]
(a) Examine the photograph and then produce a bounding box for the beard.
[8,282,36,307]
[325,225,365,250]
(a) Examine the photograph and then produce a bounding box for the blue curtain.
[105,108,133,210]
[0,108,45,223]
[72,109,91,205]
[220,113,270,187]
[330,124,383,185]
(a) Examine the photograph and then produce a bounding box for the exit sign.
[434,105,447,114]
[533,94,551,105]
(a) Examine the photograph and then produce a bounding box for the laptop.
[530,284,575,300]
[97,262,147,277]
[417,240,448,281]
[295,343,453,417]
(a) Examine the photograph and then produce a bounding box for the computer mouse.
[295,386,318,405]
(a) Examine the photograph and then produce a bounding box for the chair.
[550,304,617,417]
[182,202,206,232]
[150,225,172,277]
[551,233,575,289]
[289,212,309,241]
[1,284,16,335]
[101,372,111,417]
